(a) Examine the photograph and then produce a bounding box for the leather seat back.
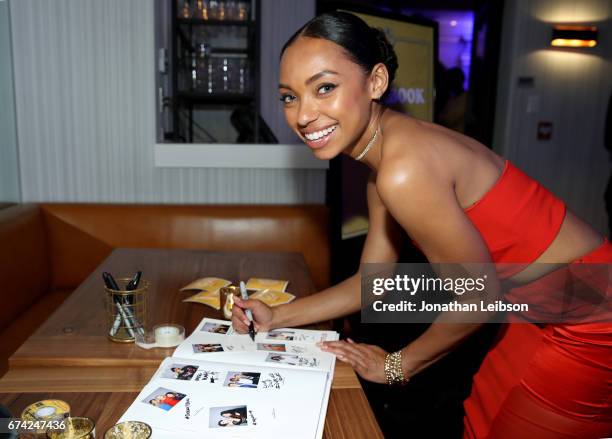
[41,204,330,291]
[0,205,51,332]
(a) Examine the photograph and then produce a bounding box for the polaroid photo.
[209,405,248,428]
[142,387,186,412]
[265,353,300,366]
[266,330,295,341]
[223,371,261,389]
[161,364,199,381]
[200,322,230,334]
[257,343,286,352]
[192,343,224,353]
[245,277,288,292]
[193,370,220,384]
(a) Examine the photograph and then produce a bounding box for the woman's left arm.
[320,152,501,383]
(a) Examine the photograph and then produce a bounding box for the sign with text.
[361,262,611,324]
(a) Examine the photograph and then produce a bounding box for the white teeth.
[304,125,337,141]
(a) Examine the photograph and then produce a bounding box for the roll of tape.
[135,324,185,349]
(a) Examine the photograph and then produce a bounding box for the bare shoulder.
[376,153,435,199]
[375,116,451,202]
[375,111,504,208]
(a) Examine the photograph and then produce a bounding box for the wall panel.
[10,0,324,204]
[494,0,611,234]
[0,0,20,202]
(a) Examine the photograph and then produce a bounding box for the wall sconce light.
[551,25,598,48]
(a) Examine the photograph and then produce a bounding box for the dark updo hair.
[281,11,398,100]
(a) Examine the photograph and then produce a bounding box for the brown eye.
[317,83,336,94]
[280,94,296,104]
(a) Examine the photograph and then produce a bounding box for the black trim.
[168,0,260,143]
[551,27,597,42]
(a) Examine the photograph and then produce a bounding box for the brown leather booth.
[0,203,330,376]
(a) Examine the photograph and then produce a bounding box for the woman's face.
[279,37,375,160]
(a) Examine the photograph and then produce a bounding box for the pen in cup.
[104,271,145,337]
[104,272,125,337]
[103,272,120,290]
[102,271,134,337]
[125,271,145,336]
[239,281,255,341]
[115,302,135,338]
[126,271,142,291]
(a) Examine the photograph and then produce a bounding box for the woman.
[218,408,247,427]
[233,12,611,439]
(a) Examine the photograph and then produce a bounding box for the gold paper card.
[183,290,221,310]
[246,278,289,292]
[250,289,296,307]
[180,277,231,292]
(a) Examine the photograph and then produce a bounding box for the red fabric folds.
[461,162,612,438]
[465,161,566,278]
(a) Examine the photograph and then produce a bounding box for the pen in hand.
[239,281,256,341]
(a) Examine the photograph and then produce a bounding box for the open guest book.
[118,318,339,438]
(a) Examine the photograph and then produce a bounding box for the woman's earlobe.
[370,82,383,100]
[372,88,384,100]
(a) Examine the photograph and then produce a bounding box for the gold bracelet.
[384,350,409,386]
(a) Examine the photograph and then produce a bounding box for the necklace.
[355,126,379,161]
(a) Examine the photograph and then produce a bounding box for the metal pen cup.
[105,278,149,343]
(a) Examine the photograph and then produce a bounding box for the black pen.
[126,271,142,291]
[104,272,130,336]
[103,271,132,306]
[102,272,120,290]
[103,272,143,336]
[239,281,255,341]
[124,271,145,335]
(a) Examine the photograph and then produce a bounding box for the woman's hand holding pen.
[318,339,388,384]
[232,296,274,333]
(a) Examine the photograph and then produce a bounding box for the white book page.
[172,318,339,373]
[119,356,331,439]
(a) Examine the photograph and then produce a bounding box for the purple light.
[400,8,475,89]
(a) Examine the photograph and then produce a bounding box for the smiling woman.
[233,10,612,439]
[277,13,396,161]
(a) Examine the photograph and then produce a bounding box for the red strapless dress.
[461,161,612,439]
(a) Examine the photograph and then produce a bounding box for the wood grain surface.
[0,389,383,439]
[0,249,382,438]
[10,249,321,368]
[0,392,141,437]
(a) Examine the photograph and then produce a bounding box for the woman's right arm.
[232,175,404,332]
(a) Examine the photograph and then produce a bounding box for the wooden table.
[0,387,377,438]
[0,249,382,438]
